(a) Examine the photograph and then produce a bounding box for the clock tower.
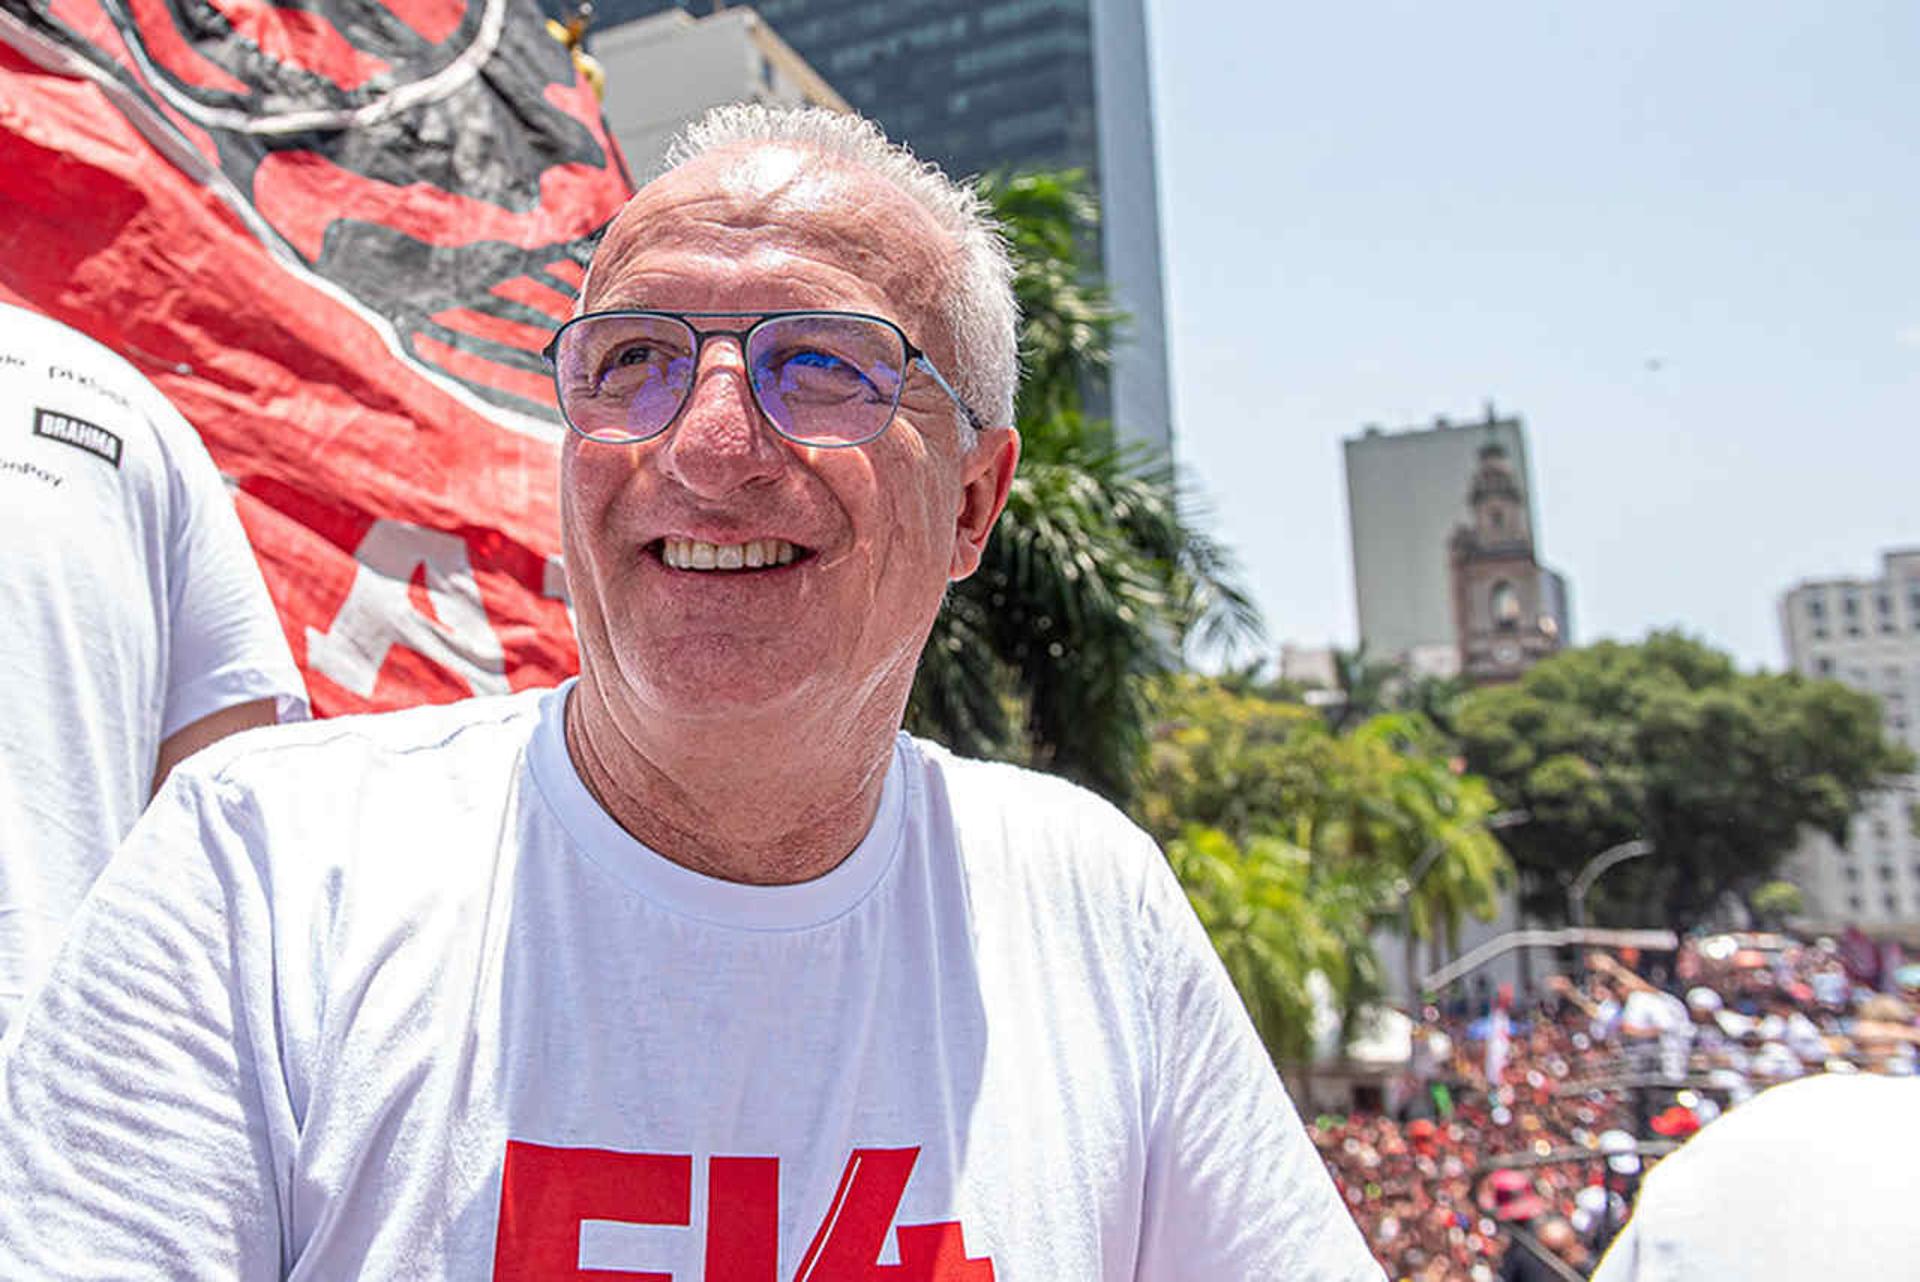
[1449,440,1567,684]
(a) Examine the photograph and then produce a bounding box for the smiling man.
[0,107,1380,1280]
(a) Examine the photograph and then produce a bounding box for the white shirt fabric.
[0,686,1382,1280]
[0,303,305,1036]
[1619,989,1693,1079]
[1590,1074,1920,1282]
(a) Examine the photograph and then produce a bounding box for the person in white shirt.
[0,109,1382,1280]
[0,302,305,1039]
[1590,1074,1920,1280]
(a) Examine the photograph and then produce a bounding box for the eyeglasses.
[544,309,987,448]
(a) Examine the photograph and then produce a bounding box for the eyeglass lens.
[554,313,908,446]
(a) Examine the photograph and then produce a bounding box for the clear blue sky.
[1142,0,1919,672]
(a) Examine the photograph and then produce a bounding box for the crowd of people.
[1311,930,1920,1280]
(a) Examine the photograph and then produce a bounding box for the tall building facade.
[1344,405,1569,677]
[573,0,1174,454]
[593,9,848,176]
[1779,548,1920,932]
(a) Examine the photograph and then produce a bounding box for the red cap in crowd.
[1649,1105,1701,1139]
[1483,1169,1547,1222]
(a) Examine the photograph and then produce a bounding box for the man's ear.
[949,426,1019,581]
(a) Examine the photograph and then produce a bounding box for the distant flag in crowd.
[0,0,633,712]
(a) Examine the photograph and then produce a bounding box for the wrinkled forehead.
[584,144,955,342]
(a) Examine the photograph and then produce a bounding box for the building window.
[1491,581,1521,631]
[1815,656,1835,676]
[1849,894,1863,913]
[1880,864,1895,881]
[1846,866,1860,882]
[1807,596,1826,619]
[1884,893,1898,914]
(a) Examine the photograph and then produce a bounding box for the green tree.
[1749,880,1806,929]
[1323,645,1403,734]
[1166,825,1380,1062]
[1453,632,1915,928]
[1141,677,1511,1052]
[907,171,1261,802]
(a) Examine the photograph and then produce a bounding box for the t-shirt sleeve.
[1132,853,1385,1280]
[1588,1221,1642,1282]
[155,405,307,738]
[0,767,293,1280]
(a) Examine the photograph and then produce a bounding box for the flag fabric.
[0,0,634,712]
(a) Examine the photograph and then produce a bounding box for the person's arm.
[1131,854,1386,1280]
[1545,974,1603,1019]
[152,399,306,797]
[1588,952,1657,996]
[0,767,292,1279]
[152,697,279,793]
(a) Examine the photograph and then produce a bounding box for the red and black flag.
[0,0,634,712]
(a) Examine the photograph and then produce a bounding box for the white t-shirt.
[0,303,305,1035]
[0,687,1382,1280]
[1590,1074,1920,1281]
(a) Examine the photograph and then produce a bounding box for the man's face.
[561,145,1015,734]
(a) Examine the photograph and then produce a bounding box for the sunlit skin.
[561,143,1019,885]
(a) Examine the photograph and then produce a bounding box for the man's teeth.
[661,537,798,571]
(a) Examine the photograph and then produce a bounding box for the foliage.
[1452,632,1915,928]
[1323,645,1404,734]
[1749,879,1806,928]
[1167,826,1379,1062]
[1313,647,1470,738]
[1142,677,1513,1056]
[907,171,1263,801]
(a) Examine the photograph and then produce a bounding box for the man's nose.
[656,337,788,497]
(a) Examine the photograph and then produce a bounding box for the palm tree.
[1323,645,1404,734]
[906,170,1262,802]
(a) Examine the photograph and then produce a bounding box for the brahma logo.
[495,1142,995,1281]
[32,407,122,466]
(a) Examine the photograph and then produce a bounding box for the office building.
[1779,548,1920,932]
[591,8,847,178]
[575,0,1174,454]
[1344,404,1570,677]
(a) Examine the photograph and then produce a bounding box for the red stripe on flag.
[412,333,555,408]
[254,149,629,262]
[542,258,586,289]
[489,275,575,322]
[123,0,250,93]
[379,0,464,45]
[201,0,389,91]
[430,306,556,355]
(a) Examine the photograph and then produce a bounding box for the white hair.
[662,104,1018,440]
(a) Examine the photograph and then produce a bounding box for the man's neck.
[563,675,902,885]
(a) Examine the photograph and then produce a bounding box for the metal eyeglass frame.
[542,308,989,448]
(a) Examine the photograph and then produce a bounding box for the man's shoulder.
[906,736,1143,837]
[181,687,551,795]
[0,303,180,437]
[903,735,1166,897]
